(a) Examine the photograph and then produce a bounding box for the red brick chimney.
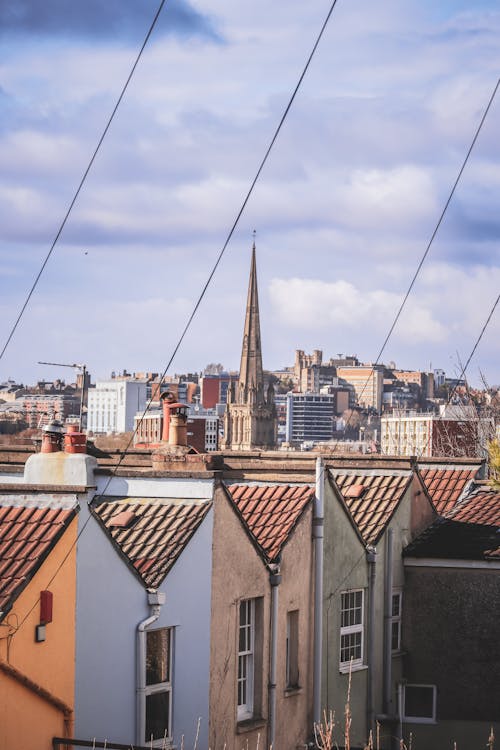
[40,421,64,453]
[159,391,189,447]
[64,423,87,454]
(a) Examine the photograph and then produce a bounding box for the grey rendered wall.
[75,498,213,749]
[403,566,500,727]
[323,479,369,749]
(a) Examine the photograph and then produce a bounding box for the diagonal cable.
[0,0,169,363]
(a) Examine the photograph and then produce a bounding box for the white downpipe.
[136,590,166,746]
[366,546,377,738]
[268,565,281,750]
[313,457,324,726]
[383,529,394,715]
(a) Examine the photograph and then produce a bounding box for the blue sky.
[0,0,499,386]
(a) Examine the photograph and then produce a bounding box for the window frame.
[339,589,364,671]
[237,598,255,721]
[403,683,437,724]
[391,590,403,653]
[144,626,173,746]
[285,609,300,689]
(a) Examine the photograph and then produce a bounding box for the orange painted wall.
[0,516,77,750]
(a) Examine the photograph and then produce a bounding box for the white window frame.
[144,627,173,746]
[391,590,403,653]
[339,589,364,671]
[237,598,255,720]
[403,683,437,724]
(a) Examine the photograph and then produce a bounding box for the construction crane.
[37,361,87,431]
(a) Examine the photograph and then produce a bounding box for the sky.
[0,0,499,387]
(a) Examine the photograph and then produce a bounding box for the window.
[340,590,364,669]
[238,599,254,719]
[403,684,437,723]
[286,610,299,688]
[145,628,172,744]
[391,591,402,652]
[237,598,263,721]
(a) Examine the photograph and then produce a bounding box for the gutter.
[136,590,166,746]
[313,457,324,726]
[366,546,377,739]
[268,563,281,750]
[383,529,394,715]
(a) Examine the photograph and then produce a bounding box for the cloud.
[0,0,499,388]
[0,0,219,41]
[268,277,447,344]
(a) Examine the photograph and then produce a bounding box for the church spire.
[237,237,264,404]
[221,236,277,451]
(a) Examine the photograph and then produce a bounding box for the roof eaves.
[221,482,313,566]
[0,506,78,622]
[90,499,212,590]
[369,471,415,546]
[326,471,366,547]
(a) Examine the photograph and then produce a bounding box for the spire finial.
[252,229,256,249]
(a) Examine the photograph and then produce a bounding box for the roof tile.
[331,469,412,545]
[225,483,314,563]
[419,465,480,514]
[93,497,212,589]
[0,504,75,616]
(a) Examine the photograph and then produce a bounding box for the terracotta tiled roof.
[92,498,212,588]
[330,469,412,545]
[225,484,314,563]
[405,487,500,561]
[446,489,500,527]
[418,465,480,514]
[0,504,77,618]
[404,519,500,560]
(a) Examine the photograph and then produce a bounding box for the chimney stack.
[40,421,64,453]
[64,423,87,454]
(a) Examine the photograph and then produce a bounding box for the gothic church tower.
[222,242,277,451]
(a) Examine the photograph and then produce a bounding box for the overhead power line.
[344,76,500,420]
[0,0,169,364]
[372,77,500,368]
[96,0,343,490]
[13,0,344,633]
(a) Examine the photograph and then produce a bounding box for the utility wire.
[97,0,343,491]
[13,0,344,631]
[340,76,500,431]
[0,0,169,364]
[410,292,500,460]
[373,77,500,368]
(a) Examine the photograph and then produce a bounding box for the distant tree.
[204,363,224,376]
[488,439,500,489]
[342,409,361,439]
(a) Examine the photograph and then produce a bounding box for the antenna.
[37,361,87,431]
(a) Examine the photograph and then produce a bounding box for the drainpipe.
[313,457,324,727]
[136,590,166,746]
[366,546,377,739]
[383,529,394,715]
[268,563,281,750]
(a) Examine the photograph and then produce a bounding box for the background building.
[87,378,147,434]
[336,365,385,412]
[285,393,335,446]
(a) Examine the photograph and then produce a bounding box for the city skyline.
[0,0,499,386]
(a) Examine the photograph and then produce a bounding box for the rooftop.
[92,497,212,588]
[447,487,500,527]
[0,502,77,618]
[330,468,412,545]
[225,483,314,563]
[418,463,481,514]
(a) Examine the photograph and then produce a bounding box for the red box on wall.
[40,590,53,624]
